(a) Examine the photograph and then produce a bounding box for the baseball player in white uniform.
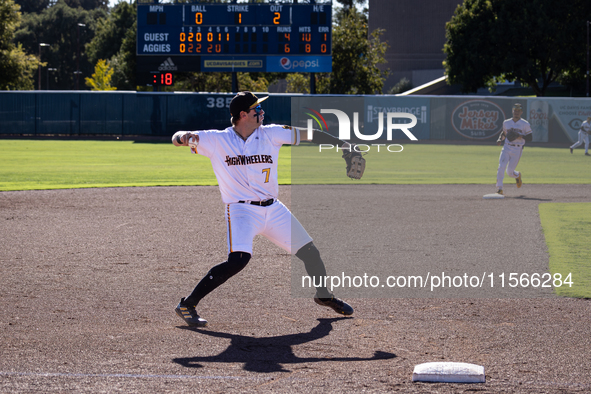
[569,116,591,156]
[171,91,354,327]
[495,103,533,195]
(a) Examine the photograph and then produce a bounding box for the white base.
[483,193,504,199]
[412,362,485,383]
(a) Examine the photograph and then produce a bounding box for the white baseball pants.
[570,130,589,153]
[225,200,313,255]
[496,144,523,189]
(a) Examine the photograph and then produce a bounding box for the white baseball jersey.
[503,118,532,145]
[188,124,310,255]
[496,117,531,189]
[193,124,300,204]
[570,120,590,153]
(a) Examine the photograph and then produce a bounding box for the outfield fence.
[0,91,291,138]
[0,91,588,144]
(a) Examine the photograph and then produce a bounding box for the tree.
[1,0,20,49]
[109,20,136,90]
[444,0,590,96]
[388,77,412,94]
[169,71,271,93]
[63,0,106,12]
[85,58,115,90]
[236,73,269,92]
[0,43,38,90]
[14,0,107,90]
[13,0,49,14]
[172,72,232,92]
[286,73,310,94]
[85,1,136,90]
[316,8,388,94]
[334,0,366,12]
[86,1,134,67]
[0,0,38,89]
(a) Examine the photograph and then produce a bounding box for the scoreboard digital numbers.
[150,71,174,86]
[136,2,332,76]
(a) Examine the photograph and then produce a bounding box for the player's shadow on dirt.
[172,317,396,373]
[511,195,553,201]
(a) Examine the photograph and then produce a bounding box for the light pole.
[38,43,50,90]
[47,68,57,90]
[73,70,83,88]
[76,23,86,90]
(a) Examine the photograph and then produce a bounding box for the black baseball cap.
[229,91,268,118]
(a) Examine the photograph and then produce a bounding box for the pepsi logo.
[280,57,291,70]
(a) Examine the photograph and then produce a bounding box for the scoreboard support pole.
[310,73,316,95]
[232,72,238,93]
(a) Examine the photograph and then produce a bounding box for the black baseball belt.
[238,198,275,206]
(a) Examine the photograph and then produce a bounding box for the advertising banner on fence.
[533,99,591,143]
[527,99,549,142]
[364,96,430,140]
[431,97,523,142]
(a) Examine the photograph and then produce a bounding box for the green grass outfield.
[1,140,590,190]
[539,203,591,298]
[2,140,590,298]
[292,142,591,184]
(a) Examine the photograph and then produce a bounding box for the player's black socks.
[184,252,251,307]
[295,242,332,298]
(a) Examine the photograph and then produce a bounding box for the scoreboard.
[137,3,331,56]
[136,2,332,78]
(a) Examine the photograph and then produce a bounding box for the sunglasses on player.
[249,105,263,115]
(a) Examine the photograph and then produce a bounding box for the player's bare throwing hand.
[172,91,354,328]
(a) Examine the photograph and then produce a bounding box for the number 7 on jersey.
[262,168,270,183]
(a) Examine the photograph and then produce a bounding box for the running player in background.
[570,116,590,156]
[171,91,354,327]
[495,103,532,195]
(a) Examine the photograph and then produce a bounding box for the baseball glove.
[506,130,520,142]
[342,144,366,180]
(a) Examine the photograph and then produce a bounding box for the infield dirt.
[1,185,590,393]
